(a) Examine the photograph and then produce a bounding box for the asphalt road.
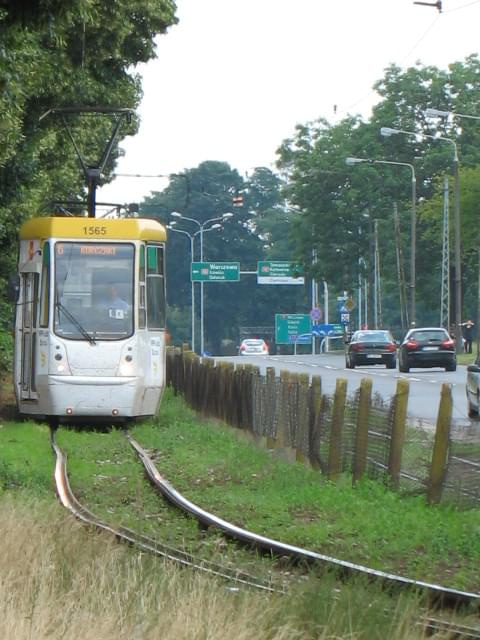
[215,352,480,430]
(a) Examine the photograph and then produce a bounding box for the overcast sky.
[97,0,480,206]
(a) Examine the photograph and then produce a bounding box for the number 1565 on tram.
[12,216,167,426]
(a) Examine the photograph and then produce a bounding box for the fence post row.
[164,349,474,506]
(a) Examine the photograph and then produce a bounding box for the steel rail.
[127,434,480,610]
[50,430,281,593]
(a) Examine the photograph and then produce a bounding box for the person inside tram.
[102,283,129,320]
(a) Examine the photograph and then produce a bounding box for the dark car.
[398,327,456,372]
[345,329,397,369]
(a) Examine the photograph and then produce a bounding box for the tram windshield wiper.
[55,302,96,344]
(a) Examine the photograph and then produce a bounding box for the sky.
[97,0,480,206]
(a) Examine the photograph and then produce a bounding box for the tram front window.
[54,242,134,340]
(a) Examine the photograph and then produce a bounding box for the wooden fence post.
[308,376,323,470]
[428,383,452,505]
[295,373,310,464]
[388,378,409,490]
[328,378,347,481]
[353,377,372,485]
[265,367,277,448]
[276,370,290,448]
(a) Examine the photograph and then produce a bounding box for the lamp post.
[167,223,196,352]
[380,126,462,351]
[346,156,417,325]
[171,212,233,355]
[425,107,480,122]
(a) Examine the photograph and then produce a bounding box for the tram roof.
[19,216,167,242]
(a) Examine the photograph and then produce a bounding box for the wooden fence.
[166,347,469,506]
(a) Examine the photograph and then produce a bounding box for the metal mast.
[393,202,409,330]
[440,177,450,329]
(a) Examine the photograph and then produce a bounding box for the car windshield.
[410,330,448,342]
[244,340,264,346]
[355,331,391,343]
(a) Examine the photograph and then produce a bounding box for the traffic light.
[232,193,243,207]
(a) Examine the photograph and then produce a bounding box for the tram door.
[19,272,39,401]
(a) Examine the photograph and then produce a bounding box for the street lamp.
[380,126,462,351]
[170,212,233,355]
[425,107,480,122]
[167,223,196,352]
[346,156,417,325]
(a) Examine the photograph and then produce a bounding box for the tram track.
[126,433,480,638]
[50,428,281,594]
[127,433,479,608]
[49,428,480,637]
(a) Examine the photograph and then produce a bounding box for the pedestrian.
[461,319,475,354]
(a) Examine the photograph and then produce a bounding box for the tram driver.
[102,283,129,321]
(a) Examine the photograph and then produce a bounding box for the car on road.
[345,329,397,369]
[397,327,456,372]
[238,338,269,356]
[466,359,480,418]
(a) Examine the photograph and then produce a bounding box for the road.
[215,352,480,430]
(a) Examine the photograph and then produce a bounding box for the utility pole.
[373,219,382,328]
[393,203,409,329]
[440,177,450,330]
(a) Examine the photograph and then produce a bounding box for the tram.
[13,215,167,424]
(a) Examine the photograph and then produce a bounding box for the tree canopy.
[0,0,177,335]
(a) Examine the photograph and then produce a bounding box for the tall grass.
[0,494,444,639]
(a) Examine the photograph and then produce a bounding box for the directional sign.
[257,261,305,285]
[191,262,240,282]
[275,314,311,344]
[311,323,344,337]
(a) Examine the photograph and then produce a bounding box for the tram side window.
[146,246,165,329]
[40,242,50,327]
[139,245,146,329]
[22,273,39,329]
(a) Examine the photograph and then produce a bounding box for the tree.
[0,1,177,342]
[276,55,480,329]
[140,162,307,350]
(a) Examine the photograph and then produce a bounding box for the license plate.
[366,354,382,358]
[423,346,439,351]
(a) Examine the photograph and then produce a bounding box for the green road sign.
[191,262,240,282]
[257,261,305,285]
[275,313,312,344]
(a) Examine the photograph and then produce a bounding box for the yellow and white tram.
[13,216,167,424]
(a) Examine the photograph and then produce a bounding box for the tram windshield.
[54,242,134,340]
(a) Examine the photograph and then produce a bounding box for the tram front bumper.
[46,375,143,417]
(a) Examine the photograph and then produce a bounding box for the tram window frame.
[22,273,39,329]
[146,245,165,329]
[138,245,146,329]
[40,242,50,327]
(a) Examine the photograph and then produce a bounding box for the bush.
[0,330,13,375]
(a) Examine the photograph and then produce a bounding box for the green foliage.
[0,0,177,331]
[0,329,13,375]
[141,162,304,351]
[277,55,480,328]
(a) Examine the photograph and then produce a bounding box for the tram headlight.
[51,342,71,375]
[119,357,134,376]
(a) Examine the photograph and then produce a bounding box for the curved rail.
[50,430,280,593]
[127,434,480,609]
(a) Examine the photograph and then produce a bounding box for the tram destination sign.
[191,261,240,282]
[257,261,305,285]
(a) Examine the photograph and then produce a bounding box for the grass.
[0,494,460,640]
[1,386,480,635]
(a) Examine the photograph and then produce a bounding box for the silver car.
[238,338,269,356]
[466,360,480,418]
